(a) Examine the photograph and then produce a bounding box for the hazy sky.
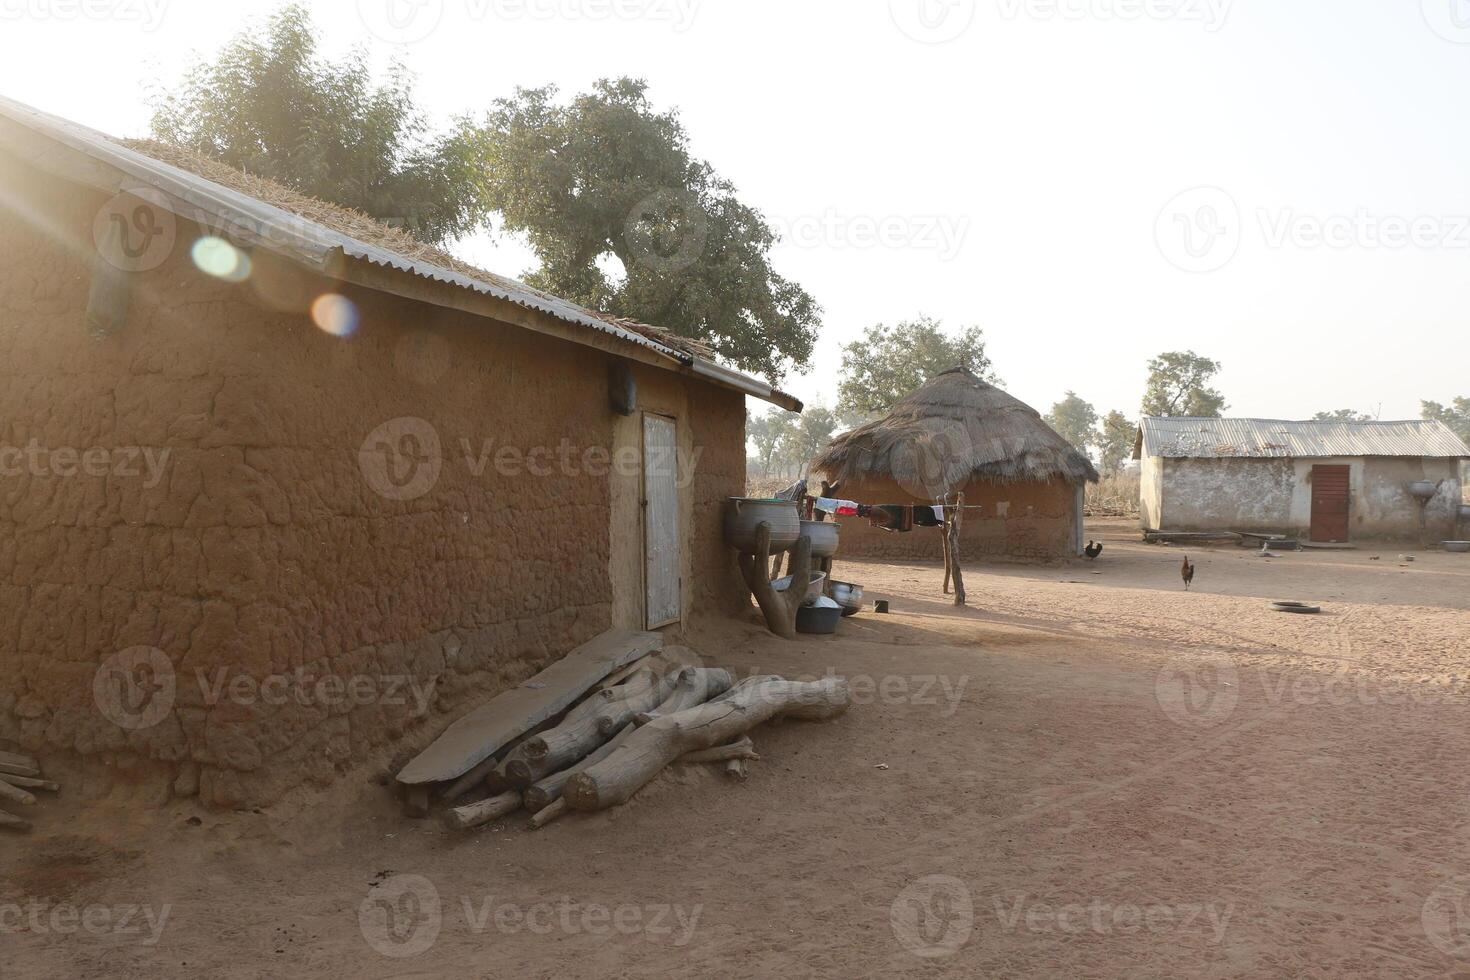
[4,0,1467,423]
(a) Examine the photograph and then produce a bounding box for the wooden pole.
[950,492,967,607]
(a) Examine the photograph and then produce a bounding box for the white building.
[1135,417,1470,543]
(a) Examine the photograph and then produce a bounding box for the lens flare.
[190,236,251,282]
[310,293,359,337]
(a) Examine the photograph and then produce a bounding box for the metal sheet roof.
[0,93,802,411]
[1138,417,1470,459]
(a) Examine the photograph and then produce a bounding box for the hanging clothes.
[912,506,943,528]
[814,497,861,517]
[869,505,913,533]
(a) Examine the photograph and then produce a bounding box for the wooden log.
[443,791,522,831]
[679,737,758,764]
[565,676,851,812]
[725,758,749,781]
[0,760,40,779]
[404,785,430,819]
[512,669,686,783]
[0,774,58,793]
[529,798,567,829]
[737,524,813,640]
[0,810,31,832]
[522,723,637,813]
[0,751,38,771]
[0,779,36,807]
[397,630,662,787]
[634,667,735,725]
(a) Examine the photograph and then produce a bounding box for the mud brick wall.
[830,475,1079,563]
[0,148,744,807]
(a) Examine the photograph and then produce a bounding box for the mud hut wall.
[0,150,741,806]
[828,474,1078,562]
[607,365,746,631]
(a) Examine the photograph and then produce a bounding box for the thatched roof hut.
[814,367,1099,490]
[812,368,1098,562]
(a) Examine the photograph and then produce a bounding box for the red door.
[1310,465,1350,543]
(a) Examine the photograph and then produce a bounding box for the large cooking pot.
[723,498,801,552]
[800,519,841,559]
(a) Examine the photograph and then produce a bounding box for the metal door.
[1310,465,1350,542]
[643,414,681,629]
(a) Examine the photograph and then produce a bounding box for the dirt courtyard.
[6,519,1470,978]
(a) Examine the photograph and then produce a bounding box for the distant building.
[1135,417,1470,542]
[813,368,1099,561]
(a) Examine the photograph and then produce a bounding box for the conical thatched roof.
[813,367,1100,494]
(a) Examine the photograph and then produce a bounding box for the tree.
[1045,392,1099,453]
[476,79,819,383]
[1096,411,1136,474]
[748,409,794,477]
[150,5,487,245]
[1313,409,1375,422]
[1141,351,1227,418]
[836,317,999,421]
[789,406,838,473]
[1422,397,1470,444]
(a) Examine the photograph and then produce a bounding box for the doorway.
[642,413,681,629]
[1309,465,1350,543]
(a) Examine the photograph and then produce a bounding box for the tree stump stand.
[736,522,813,640]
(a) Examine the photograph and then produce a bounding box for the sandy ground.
[6,519,1470,978]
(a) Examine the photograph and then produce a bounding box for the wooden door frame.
[640,411,681,630]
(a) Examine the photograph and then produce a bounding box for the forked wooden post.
[736,522,813,640]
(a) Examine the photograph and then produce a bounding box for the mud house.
[811,367,1099,561]
[0,95,800,808]
[1135,417,1470,542]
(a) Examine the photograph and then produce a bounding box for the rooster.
[1084,540,1103,560]
[1181,555,1195,591]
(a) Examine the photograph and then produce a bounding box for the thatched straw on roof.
[813,367,1100,495]
[119,138,716,360]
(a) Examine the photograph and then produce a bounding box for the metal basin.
[1459,504,1470,522]
[800,519,841,558]
[1444,541,1470,554]
[772,571,827,604]
[830,580,864,616]
[724,498,800,553]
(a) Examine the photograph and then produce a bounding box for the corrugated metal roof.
[0,93,802,411]
[1138,417,1470,459]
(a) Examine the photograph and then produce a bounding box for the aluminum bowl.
[799,519,841,559]
[772,571,827,604]
[830,580,865,617]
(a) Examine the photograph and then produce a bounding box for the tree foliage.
[150,5,487,245]
[836,317,999,422]
[1045,392,1099,453]
[1096,410,1136,474]
[477,78,819,382]
[1313,409,1376,422]
[1141,351,1227,418]
[747,406,839,478]
[1422,397,1470,444]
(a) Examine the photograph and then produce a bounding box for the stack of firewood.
[0,750,57,833]
[403,647,850,831]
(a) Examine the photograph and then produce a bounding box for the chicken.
[1181,555,1195,590]
[1084,540,1103,560]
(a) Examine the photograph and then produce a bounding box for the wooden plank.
[396,630,663,786]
